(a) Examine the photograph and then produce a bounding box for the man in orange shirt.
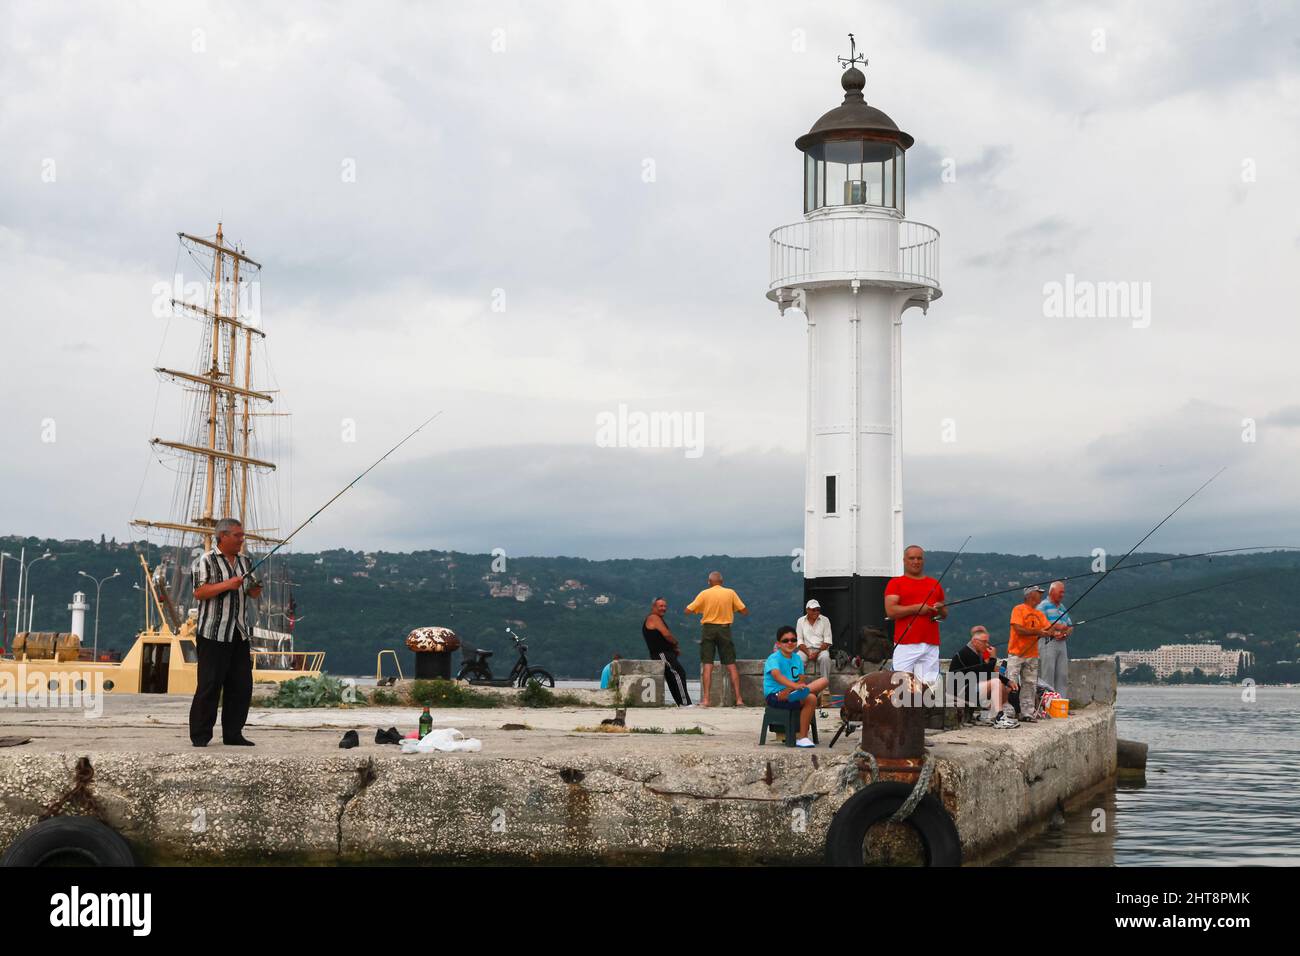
[1008,585,1051,722]
[685,570,748,708]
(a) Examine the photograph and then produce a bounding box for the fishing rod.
[893,535,971,644]
[1071,575,1249,627]
[1038,467,1226,629]
[943,544,1300,609]
[246,411,443,581]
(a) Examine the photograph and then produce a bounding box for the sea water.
[1001,685,1300,866]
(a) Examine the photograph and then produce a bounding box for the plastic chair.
[759,705,818,747]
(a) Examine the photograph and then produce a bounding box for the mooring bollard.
[1117,738,1149,771]
[844,670,927,783]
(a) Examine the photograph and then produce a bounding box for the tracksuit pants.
[659,651,692,706]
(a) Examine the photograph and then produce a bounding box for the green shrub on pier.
[409,679,499,709]
[518,680,587,708]
[260,675,367,709]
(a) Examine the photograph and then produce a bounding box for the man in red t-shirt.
[883,545,948,685]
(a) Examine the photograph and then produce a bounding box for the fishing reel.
[242,572,263,594]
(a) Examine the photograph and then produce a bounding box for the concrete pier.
[0,660,1116,865]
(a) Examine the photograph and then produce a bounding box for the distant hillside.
[4,535,1299,682]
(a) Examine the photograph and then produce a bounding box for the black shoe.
[192,739,209,748]
[223,736,255,746]
[339,730,360,749]
[374,727,401,745]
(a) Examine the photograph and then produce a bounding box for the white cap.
[805,599,821,610]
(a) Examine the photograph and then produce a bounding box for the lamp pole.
[14,546,25,633]
[78,570,121,661]
[20,551,54,632]
[0,552,14,647]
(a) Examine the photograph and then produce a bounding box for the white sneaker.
[992,713,1019,729]
[795,737,815,748]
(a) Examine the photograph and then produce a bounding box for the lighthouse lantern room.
[767,36,942,657]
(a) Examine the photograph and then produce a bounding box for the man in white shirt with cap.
[795,599,834,684]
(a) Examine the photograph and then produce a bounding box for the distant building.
[514,585,531,602]
[1115,644,1252,679]
[593,595,610,606]
[565,598,578,609]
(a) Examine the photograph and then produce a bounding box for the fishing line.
[247,411,443,578]
[1072,575,1252,627]
[944,544,1299,609]
[1042,466,1226,626]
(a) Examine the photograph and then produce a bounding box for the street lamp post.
[0,551,15,647]
[78,570,121,661]
[13,546,25,633]
[20,551,54,633]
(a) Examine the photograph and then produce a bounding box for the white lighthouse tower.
[68,590,89,642]
[767,38,941,656]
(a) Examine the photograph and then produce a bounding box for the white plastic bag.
[400,727,482,754]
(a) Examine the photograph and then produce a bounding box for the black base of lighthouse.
[804,574,894,661]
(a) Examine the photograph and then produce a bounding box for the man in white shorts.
[883,545,948,685]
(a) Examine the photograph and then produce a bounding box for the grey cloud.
[2,2,1297,564]
[1263,405,1300,427]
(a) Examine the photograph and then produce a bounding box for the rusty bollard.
[843,670,928,784]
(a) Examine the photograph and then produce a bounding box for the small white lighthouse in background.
[68,591,89,641]
[767,37,942,655]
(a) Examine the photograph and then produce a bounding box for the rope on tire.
[839,747,879,791]
[838,749,936,824]
[889,753,936,823]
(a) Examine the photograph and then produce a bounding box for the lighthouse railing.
[768,218,940,293]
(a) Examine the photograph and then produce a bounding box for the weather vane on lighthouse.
[837,33,867,70]
[764,40,942,661]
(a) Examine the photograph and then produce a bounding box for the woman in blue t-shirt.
[764,625,831,748]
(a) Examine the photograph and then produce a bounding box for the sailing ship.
[1,225,324,694]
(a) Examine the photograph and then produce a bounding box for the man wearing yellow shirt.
[685,570,749,708]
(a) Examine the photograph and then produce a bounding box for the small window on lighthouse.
[825,475,838,515]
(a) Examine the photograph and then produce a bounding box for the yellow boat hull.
[0,628,324,696]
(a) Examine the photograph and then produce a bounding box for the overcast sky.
[2,0,1298,561]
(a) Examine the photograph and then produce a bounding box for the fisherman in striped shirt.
[188,517,262,747]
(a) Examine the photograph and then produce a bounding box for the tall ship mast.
[2,224,322,693]
[132,224,297,650]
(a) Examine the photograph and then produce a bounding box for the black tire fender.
[2,816,135,867]
[825,781,962,867]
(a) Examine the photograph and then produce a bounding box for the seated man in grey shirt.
[795,599,833,686]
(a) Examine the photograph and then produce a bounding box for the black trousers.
[189,635,253,744]
[659,651,692,706]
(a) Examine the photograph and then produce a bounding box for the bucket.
[1048,697,1069,719]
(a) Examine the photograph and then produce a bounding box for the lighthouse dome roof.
[795,67,914,152]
